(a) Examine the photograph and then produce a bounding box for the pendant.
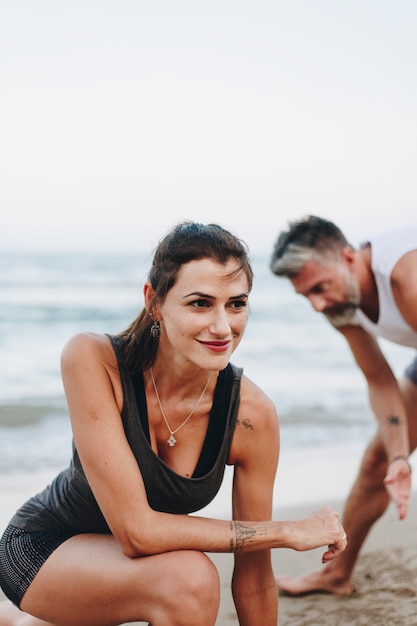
[167,434,177,447]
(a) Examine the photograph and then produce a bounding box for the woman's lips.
[198,340,232,352]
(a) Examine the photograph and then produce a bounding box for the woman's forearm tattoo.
[229,521,267,552]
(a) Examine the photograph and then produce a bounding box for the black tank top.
[10,335,242,533]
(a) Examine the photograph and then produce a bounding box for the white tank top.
[351,227,417,349]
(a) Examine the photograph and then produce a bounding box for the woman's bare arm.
[61,333,346,559]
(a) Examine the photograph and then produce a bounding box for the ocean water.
[0,250,413,480]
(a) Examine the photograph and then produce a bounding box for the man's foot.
[276,570,354,596]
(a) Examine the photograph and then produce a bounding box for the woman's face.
[153,257,250,371]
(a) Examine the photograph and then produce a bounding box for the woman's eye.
[231,300,248,309]
[191,299,209,308]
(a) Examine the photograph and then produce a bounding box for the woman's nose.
[209,308,232,335]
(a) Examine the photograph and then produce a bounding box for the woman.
[0,222,346,626]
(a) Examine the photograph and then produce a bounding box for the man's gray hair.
[270,215,351,279]
[270,244,315,277]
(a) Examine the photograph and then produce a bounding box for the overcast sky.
[2,1,416,255]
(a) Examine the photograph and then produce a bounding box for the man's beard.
[324,274,361,328]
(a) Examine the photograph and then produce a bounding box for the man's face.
[290,254,361,327]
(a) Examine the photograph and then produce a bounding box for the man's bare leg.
[277,437,390,595]
[277,376,417,596]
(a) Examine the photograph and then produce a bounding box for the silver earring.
[150,320,161,338]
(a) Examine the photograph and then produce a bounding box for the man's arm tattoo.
[387,415,402,426]
[229,521,268,552]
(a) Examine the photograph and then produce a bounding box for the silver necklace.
[150,368,212,447]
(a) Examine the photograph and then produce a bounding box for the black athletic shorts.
[0,525,77,608]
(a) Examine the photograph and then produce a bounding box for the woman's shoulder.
[228,372,279,466]
[239,373,278,424]
[61,332,115,366]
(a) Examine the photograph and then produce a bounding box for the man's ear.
[341,246,356,268]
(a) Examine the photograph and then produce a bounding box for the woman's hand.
[289,505,347,563]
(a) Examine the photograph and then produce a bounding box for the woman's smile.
[197,339,233,352]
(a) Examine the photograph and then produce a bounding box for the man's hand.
[383,456,412,520]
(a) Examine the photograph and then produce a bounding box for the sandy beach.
[273,496,417,626]
[1,448,416,625]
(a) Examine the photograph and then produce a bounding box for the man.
[270,215,417,595]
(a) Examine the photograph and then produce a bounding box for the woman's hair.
[118,221,253,371]
[270,215,352,278]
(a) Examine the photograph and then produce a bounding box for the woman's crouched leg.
[20,534,220,626]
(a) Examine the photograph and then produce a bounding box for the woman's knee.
[157,551,220,625]
[174,551,220,607]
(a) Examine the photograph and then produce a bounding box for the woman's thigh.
[21,534,220,626]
